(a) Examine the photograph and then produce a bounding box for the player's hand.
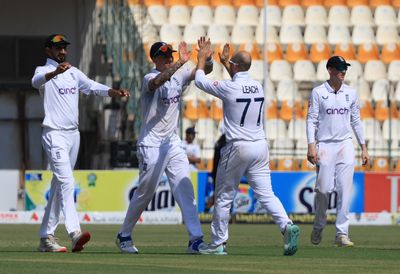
[307,144,317,165]
[218,43,230,66]
[54,62,71,75]
[178,41,191,64]
[197,37,212,61]
[361,148,370,166]
[108,89,130,97]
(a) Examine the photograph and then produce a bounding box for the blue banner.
[197,171,365,214]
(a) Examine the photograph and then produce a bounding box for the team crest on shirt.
[345,94,349,102]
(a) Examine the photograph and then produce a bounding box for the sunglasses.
[153,44,173,57]
[229,60,238,66]
[52,35,67,43]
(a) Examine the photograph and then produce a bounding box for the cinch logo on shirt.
[162,94,180,105]
[58,87,77,95]
[326,108,349,115]
[242,85,260,94]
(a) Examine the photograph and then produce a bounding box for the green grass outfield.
[0,224,399,274]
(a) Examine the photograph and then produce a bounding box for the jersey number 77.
[236,97,264,127]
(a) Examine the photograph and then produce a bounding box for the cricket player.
[306,56,370,247]
[116,38,213,254]
[32,34,130,252]
[194,41,300,256]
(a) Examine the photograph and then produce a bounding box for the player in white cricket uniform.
[306,56,370,247]
[182,127,201,170]
[32,34,130,253]
[116,38,212,254]
[194,42,300,256]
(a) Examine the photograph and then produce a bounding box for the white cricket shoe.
[310,228,323,245]
[70,231,91,252]
[283,224,300,256]
[38,235,67,252]
[198,243,227,255]
[335,234,354,247]
[116,233,139,254]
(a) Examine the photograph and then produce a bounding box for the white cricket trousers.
[39,128,81,238]
[314,139,355,236]
[211,139,292,246]
[119,140,203,241]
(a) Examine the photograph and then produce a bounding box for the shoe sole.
[284,225,300,256]
[38,247,67,252]
[335,243,354,247]
[72,232,91,252]
[199,250,227,255]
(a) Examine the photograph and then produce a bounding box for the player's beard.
[56,54,66,63]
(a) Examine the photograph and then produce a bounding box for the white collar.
[324,81,344,94]
[46,58,60,68]
[232,71,250,81]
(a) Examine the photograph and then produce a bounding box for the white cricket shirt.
[138,66,192,147]
[195,70,266,142]
[306,81,365,145]
[182,140,201,170]
[32,58,110,130]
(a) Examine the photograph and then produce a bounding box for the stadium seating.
[350,5,374,26]
[305,5,328,26]
[286,43,308,62]
[231,25,255,45]
[280,25,304,44]
[328,5,350,26]
[147,5,168,26]
[191,5,213,25]
[374,5,397,26]
[328,25,351,45]
[376,25,400,45]
[214,5,236,26]
[260,5,282,27]
[304,25,328,45]
[168,5,191,25]
[236,5,259,26]
[357,43,380,64]
[282,5,305,26]
[310,43,331,63]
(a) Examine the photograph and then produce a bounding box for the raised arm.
[195,38,223,97]
[148,42,190,92]
[188,37,214,81]
[218,44,234,78]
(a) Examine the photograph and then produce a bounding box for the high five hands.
[197,37,213,62]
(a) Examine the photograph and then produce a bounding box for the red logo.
[31,213,39,221]
[83,214,91,222]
